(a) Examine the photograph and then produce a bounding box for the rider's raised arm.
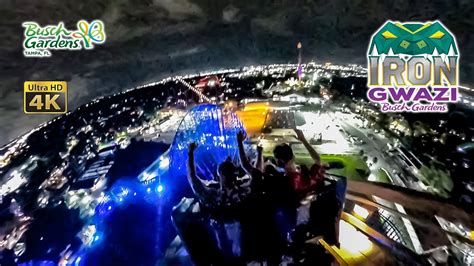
[187,143,212,197]
[237,131,255,175]
[295,128,321,165]
[255,145,264,172]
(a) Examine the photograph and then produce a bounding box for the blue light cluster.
[95,179,166,217]
[94,199,115,217]
[19,261,56,266]
[71,179,166,264]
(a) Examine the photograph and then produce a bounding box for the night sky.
[0,0,473,145]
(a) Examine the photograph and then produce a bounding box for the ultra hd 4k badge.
[24,81,67,114]
[367,21,460,113]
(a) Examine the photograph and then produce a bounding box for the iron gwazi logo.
[22,20,106,57]
[367,21,460,112]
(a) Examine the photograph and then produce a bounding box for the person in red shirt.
[273,129,325,198]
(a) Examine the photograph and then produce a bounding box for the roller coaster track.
[174,77,213,103]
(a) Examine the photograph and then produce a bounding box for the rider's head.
[217,158,238,186]
[273,143,294,168]
[310,163,325,182]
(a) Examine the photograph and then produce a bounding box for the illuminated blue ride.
[74,104,248,265]
[138,104,246,183]
[169,103,245,180]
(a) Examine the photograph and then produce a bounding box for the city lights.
[0,61,471,265]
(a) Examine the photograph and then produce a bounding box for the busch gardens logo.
[367,21,460,113]
[22,20,106,57]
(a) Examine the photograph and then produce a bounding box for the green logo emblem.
[368,21,458,56]
[367,21,460,113]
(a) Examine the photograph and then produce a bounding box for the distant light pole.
[297,42,303,83]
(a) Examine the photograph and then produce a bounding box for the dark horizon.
[1,0,473,144]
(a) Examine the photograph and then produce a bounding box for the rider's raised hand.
[189,142,198,152]
[294,128,305,141]
[237,131,246,142]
